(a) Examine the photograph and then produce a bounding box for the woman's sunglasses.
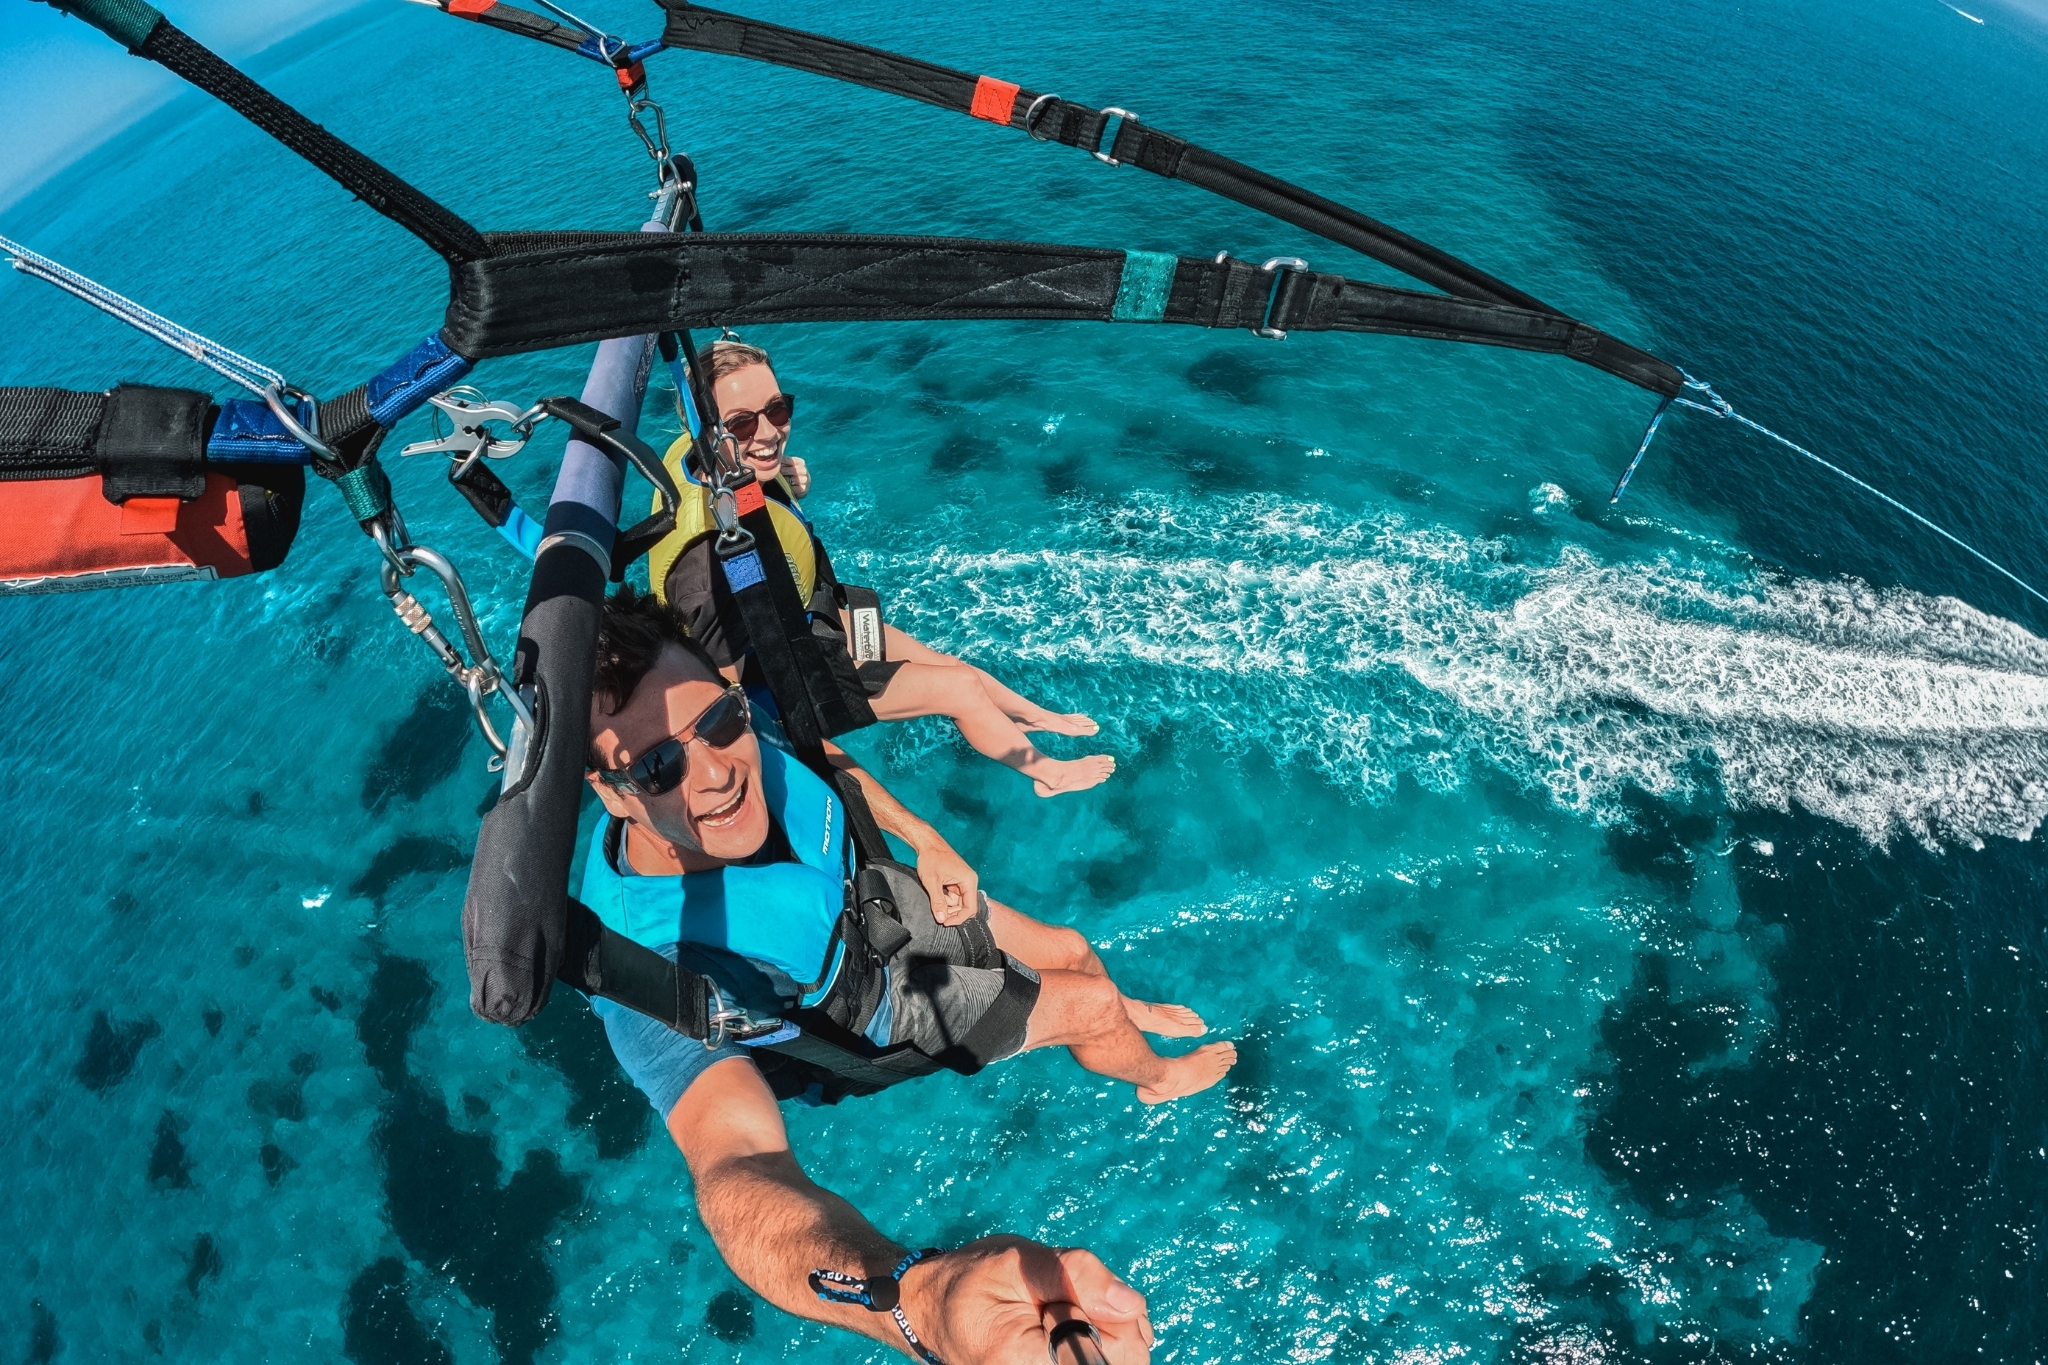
[721,393,795,444]
[593,686,752,797]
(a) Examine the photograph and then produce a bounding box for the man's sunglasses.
[721,393,795,444]
[593,686,751,797]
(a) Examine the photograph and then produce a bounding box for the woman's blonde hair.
[697,339,772,383]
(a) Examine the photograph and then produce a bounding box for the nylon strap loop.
[333,462,393,522]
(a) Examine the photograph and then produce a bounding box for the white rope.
[0,234,284,397]
[1675,373,2048,610]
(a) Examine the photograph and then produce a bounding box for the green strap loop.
[333,462,393,523]
[1111,250,1178,323]
[38,0,164,52]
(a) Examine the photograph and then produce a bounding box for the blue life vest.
[577,736,851,1012]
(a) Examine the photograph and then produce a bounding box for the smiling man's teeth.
[697,781,747,827]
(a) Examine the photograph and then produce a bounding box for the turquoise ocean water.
[3,0,2047,1359]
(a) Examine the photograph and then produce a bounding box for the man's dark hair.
[592,585,723,724]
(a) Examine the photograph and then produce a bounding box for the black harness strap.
[440,231,1681,396]
[650,5,1646,328]
[558,897,712,1037]
[38,1,488,265]
[448,0,593,56]
[1,387,123,482]
[0,384,215,501]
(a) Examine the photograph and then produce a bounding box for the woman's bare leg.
[985,900,1205,1038]
[874,623,1098,737]
[869,662,1114,797]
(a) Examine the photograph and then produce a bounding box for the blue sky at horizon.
[0,0,361,211]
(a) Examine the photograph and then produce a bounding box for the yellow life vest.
[647,433,817,606]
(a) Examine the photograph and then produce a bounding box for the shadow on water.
[74,1011,160,1093]
[1584,803,2048,1362]
[517,989,653,1160]
[360,689,473,814]
[346,954,583,1365]
[349,835,470,907]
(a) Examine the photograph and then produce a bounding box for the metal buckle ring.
[1254,256,1311,340]
[1092,106,1139,165]
[1023,92,1062,141]
[261,382,340,464]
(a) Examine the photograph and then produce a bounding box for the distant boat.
[1940,2,1986,21]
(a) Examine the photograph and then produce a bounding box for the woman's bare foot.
[1031,754,1117,797]
[1136,1042,1238,1104]
[1123,999,1206,1038]
[1019,710,1100,738]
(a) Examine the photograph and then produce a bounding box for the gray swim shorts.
[879,881,1040,1073]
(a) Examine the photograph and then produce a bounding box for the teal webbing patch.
[1111,251,1178,322]
[55,0,164,52]
[334,463,393,522]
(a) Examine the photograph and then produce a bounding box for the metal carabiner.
[627,92,676,190]
[380,544,534,767]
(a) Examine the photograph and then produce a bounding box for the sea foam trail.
[864,496,2048,849]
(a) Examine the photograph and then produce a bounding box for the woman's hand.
[782,454,811,498]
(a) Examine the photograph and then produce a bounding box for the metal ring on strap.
[1022,92,1062,141]
[1092,106,1140,165]
[1255,256,1311,340]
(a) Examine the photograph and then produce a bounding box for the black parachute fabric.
[37,0,1683,396]
[421,0,1681,394]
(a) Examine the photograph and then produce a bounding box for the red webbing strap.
[969,75,1018,124]
[449,0,495,14]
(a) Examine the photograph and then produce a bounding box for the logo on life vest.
[851,607,883,663]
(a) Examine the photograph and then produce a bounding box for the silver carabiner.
[627,93,676,189]
[380,544,534,766]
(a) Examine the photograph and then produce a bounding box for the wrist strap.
[810,1248,946,1365]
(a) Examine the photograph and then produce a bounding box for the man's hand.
[782,454,811,498]
[913,837,980,926]
[899,1238,1152,1365]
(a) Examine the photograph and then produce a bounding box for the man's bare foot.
[1123,999,1206,1038]
[1031,754,1117,797]
[1136,1042,1238,1104]
[1020,710,1100,738]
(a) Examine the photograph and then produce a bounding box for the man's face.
[586,646,771,863]
[711,361,790,487]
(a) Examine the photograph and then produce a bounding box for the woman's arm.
[822,740,979,923]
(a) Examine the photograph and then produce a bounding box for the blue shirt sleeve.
[590,995,752,1118]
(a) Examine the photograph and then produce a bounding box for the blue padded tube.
[542,214,672,559]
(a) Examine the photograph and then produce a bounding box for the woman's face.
[710,361,790,485]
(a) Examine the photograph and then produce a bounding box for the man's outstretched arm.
[823,741,979,923]
[673,1055,1153,1364]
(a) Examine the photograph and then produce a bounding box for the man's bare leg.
[986,899,1206,1038]
[1022,967,1236,1104]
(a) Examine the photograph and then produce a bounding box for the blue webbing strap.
[366,333,472,428]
